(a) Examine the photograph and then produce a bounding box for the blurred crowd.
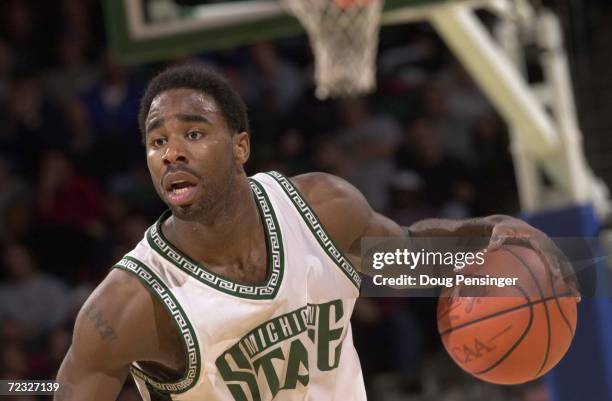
[0,0,530,400]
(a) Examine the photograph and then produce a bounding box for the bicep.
[55,269,155,401]
[55,299,133,401]
[291,172,404,270]
[347,211,404,259]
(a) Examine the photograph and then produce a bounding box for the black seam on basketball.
[487,325,513,343]
[439,291,572,337]
[472,285,534,376]
[546,258,575,335]
[472,296,576,378]
[553,292,575,336]
[543,256,575,336]
[552,289,575,336]
[505,247,552,378]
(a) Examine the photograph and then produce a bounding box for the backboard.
[103,0,467,63]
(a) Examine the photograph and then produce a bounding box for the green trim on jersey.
[265,171,361,290]
[113,256,201,394]
[146,178,285,300]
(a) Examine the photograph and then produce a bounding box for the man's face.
[145,88,248,221]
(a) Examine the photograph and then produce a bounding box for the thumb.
[487,234,505,251]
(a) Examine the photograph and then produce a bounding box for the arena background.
[0,0,611,400]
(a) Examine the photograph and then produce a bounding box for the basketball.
[437,244,578,385]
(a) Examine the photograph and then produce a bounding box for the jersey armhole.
[112,256,202,394]
[261,171,361,291]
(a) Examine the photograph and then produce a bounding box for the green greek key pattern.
[266,171,361,289]
[146,179,284,299]
[113,256,200,393]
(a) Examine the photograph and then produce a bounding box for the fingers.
[488,224,582,303]
[559,259,582,302]
[488,234,530,251]
[487,236,504,251]
[530,238,582,303]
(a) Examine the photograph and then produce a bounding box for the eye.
[186,131,203,140]
[151,137,167,148]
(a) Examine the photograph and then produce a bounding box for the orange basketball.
[437,244,578,385]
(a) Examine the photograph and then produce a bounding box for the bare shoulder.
[290,172,372,254]
[70,268,165,369]
[290,172,369,209]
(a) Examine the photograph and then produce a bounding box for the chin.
[169,199,217,223]
[170,204,201,221]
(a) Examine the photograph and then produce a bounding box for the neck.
[163,174,263,266]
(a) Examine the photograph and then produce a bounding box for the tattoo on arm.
[84,304,118,341]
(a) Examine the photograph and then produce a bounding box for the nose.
[162,139,188,165]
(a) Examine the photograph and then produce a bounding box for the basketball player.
[54,65,578,401]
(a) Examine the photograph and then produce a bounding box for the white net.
[282,0,384,99]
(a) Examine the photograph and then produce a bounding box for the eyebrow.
[146,113,213,135]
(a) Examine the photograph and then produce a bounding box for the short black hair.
[138,65,249,140]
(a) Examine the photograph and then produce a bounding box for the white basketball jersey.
[113,171,367,401]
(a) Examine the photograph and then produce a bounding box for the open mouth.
[167,181,198,206]
[163,173,199,206]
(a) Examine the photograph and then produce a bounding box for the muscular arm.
[291,173,505,269]
[291,172,403,267]
[55,269,166,401]
[406,215,509,238]
[291,173,578,296]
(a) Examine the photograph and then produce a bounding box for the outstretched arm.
[292,172,579,296]
[292,172,503,260]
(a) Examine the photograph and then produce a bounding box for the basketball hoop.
[281,0,384,99]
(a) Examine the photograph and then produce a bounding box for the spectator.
[336,98,402,212]
[1,1,39,70]
[440,63,492,123]
[313,136,353,179]
[0,157,29,240]
[421,82,476,168]
[274,129,313,175]
[0,243,71,338]
[399,118,475,217]
[0,342,30,379]
[36,149,104,231]
[81,52,141,139]
[80,52,142,172]
[107,161,164,219]
[45,36,97,106]
[248,41,305,114]
[1,202,34,243]
[62,100,96,158]
[39,327,73,378]
[472,112,517,215]
[353,298,423,401]
[389,169,436,226]
[110,214,150,263]
[2,74,67,175]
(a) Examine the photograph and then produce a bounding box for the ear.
[233,131,250,165]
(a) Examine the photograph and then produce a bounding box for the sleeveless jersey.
[112,171,367,401]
